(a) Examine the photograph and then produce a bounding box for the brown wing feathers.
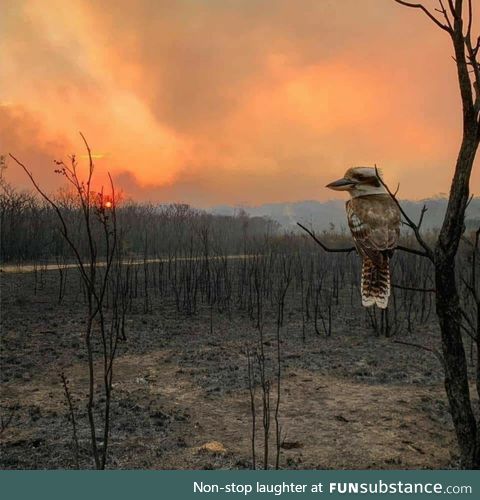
[347,195,400,309]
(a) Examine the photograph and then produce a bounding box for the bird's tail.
[361,256,390,309]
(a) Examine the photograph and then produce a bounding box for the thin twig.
[60,372,80,469]
[392,283,436,293]
[393,340,445,366]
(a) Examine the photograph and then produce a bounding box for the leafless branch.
[393,0,453,32]
[417,205,428,230]
[392,283,436,293]
[437,0,454,31]
[9,153,92,288]
[466,193,475,209]
[393,339,445,366]
[296,222,356,253]
[446,0,458,19]
[458,308,477,339]
[467,0,473,42]
[60,372,80,469]
[298,222,432,258]
[374,166,434,261]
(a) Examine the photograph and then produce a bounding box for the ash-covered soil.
[0,267,462,469]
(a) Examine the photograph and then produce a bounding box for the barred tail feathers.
[361,256,391,309]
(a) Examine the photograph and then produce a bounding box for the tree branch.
[393,340,445,366]
[437,0,454,31]
[446,0,458,19]
[392,283,436,293]
[393,0,453,32]
[296,222,355,253]
[297,222,433,258]
[375,166,434,261]
[9,153,91,287]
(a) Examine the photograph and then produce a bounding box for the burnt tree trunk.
[393,0,480,468]
[435,133,480,469]
[433,3,480,468]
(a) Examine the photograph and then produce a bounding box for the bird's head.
[326,167,387,198]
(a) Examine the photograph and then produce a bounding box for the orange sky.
[1,0,479,206]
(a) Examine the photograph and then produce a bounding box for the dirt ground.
[0,267,469,469]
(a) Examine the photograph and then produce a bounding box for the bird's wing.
[346,196,400,265]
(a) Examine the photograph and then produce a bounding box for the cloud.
[1,0,478,205]
[0,104,70,190]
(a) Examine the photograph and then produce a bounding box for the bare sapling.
[10,134,123,469]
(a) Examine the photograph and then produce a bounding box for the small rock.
[198,441,226,455]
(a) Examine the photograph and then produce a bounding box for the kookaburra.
[326,167,400,309]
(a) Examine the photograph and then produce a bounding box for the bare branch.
[467,0,473,41]
[458,308,477,339]
[417,204,428,230]
[375,166,434,261]
[297,222,355,253]
[60,372,80,469]
[438,0,454,31]
[9,153,91,287]
[392,283,436,293]
[298,221,432,259]
[463,2,480,115]
[394,0,453,32]
[79,131,94,192]
[393,340,445,366]
[466,193,475,208]
[446,0,458,19]
[473,36,480,57]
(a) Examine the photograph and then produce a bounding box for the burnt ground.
[0,267,472,469]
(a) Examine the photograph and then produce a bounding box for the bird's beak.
[326,177,356,191]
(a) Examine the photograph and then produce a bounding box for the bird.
[326,167,400,309]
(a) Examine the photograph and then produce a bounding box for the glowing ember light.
[79,153,106,159]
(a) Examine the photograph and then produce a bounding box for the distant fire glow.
[93,192,114,209]
[79,154,106,160]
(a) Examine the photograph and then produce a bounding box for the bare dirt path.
[0,255,254,274]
